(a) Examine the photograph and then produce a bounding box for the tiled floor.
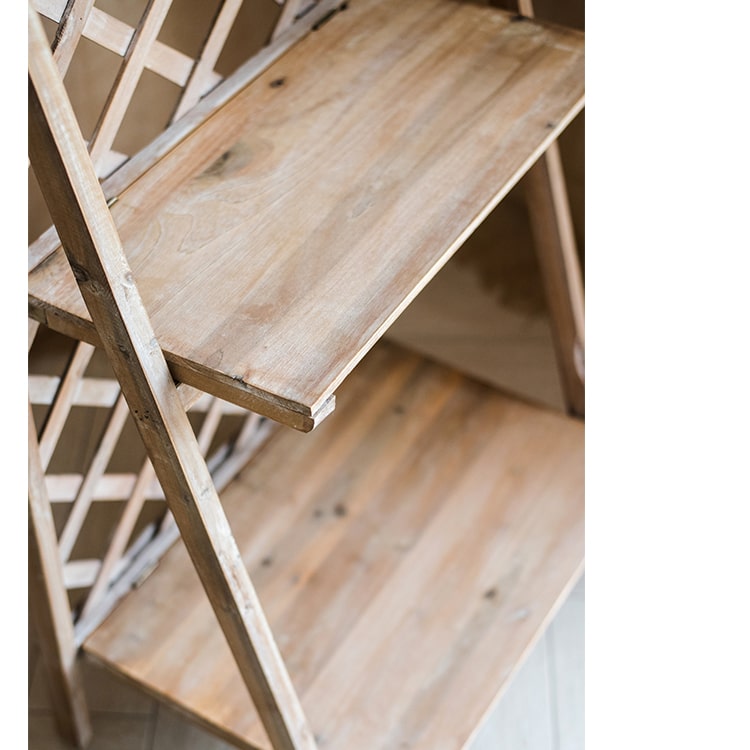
[28,183,584,749]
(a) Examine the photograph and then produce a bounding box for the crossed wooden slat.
[31,0,321,177]
[29,324,272,637]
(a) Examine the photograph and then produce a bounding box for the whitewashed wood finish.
[38,342,95,469]
[170,0,244,123]
[49,0,95,75]
[516,0,584,417]
[524,142,585,416]
[28,402,92,749]
[29,10,316,748]
[34,0,214,87]
[86,0,175,171]
[29,0,585,430]
[58,395,131,561]
[85,342,584,750]
[271,0,311,41]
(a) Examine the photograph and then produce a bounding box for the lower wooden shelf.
[83,342,584,750]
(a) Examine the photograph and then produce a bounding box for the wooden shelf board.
[84,342,584,750]
[29,0,584,431]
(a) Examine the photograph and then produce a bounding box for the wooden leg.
[524,141,585,417]
[514,0,585,418]
[29,403,93,749]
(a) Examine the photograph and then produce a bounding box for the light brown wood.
[29,9,316,748]
[524,141,585,416]
[170,0,243,123]
[86,0,174,171]
[49,0,95,75]
[32,0,211,89]
[85,342,585,750]
[271,0,310,41]
[29,0,584,431]
[38,342,95,469]
[58,395,130,561]
[28,403,92,749]
[28,0,342,273]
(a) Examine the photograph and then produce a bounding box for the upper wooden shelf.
[28,0,584,431]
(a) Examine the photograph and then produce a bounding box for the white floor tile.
[471,634,554,750]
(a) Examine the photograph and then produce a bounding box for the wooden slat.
[85,342,585,750]
[29,9,316,748]
[38,342,95,469]
[516,0,584,418]
[170,0,243,123]
[29,374,121,407]
[87,0,175,171]
[31,0,214,89]
[79,459,155,619]
[28,0,584,430]
[50,0,96,75]
[45,472,162,502]
[524,141,585,417]
[58,395,131,561]
[28,403,92,748]
[271,0,310,41]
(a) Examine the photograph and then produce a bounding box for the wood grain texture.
[524,141,585,416]
[29,9,316,748]
[29,0,584,430]
[85,342,585,750]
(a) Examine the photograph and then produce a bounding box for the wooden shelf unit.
[27,1,585,749]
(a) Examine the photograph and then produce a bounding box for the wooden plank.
[28,0,584,430]
[27,0,343,276]
[515,0,584,417]
[38,342,95,470]
[85,342,585,750]
[524,142,585,417]
[79,459,155,619]
[170,0,243,123]
[58,395,130,561]
[87,0,175,171]
[50,0,96,75]
[28,403,92,749]
[28,9,316,749]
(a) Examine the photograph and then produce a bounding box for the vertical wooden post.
[28,7,316,749]
[29,403,93,749]
[518,0,585,417]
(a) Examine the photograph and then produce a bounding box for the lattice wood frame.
[29,322,275,646]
